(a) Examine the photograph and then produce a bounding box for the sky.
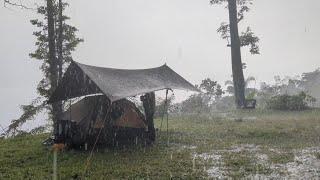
[1,0,320,129]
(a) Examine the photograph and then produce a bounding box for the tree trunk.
[141,92,156,143]
[46,0,60,139]
[58,0,63,81]
[227,0,246,108]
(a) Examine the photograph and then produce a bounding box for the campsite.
[1,110,320,179]
[1,0,320,179]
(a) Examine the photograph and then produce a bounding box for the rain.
[1,0,320,179]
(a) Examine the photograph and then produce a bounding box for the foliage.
[180,78,224,113]
[3,0,33,9]
[29,2,83,99]
[299,68,320,105]
[257,72,320,108]
[5,1,83,136]
[154,95,175,118]
[224,76,256,96]
[210,0,260,55]
[199,78,224,100]
[214,95,236,110]
[266,92,316,111]
[5,98,46,137]
[180,94,209,113]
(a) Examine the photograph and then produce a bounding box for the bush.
[266,92,314,111]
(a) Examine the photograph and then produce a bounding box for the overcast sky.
[1,0,320,129]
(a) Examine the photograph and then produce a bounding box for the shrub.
[266,92,315,111]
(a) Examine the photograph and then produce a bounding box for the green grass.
[0,134,205,179]
[268,152,295,164]
[223,151,272,179]
[1,109,320,179]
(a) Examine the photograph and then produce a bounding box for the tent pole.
[69,99,72,121]
[165,90,169,146]
[159,89,169,138]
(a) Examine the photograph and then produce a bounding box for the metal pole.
[69,99,72,120]
[165,90,169,145]
[159,89,169,137]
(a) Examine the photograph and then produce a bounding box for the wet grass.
[222,151,272,179]
[268,152,295,164]
[0,109,320,179]
[0,134,205,179]
[165,109,320,151]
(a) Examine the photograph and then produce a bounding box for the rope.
[83,103,112,176]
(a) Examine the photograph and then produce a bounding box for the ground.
[0,109,320,179]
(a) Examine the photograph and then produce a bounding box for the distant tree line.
[164,68,320,114]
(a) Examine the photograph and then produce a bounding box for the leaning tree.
[210,0,260,108]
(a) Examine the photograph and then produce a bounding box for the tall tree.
[5,1,83,136]
[57,0,63,81]
[210,0,260,108]
[46,0,60,137]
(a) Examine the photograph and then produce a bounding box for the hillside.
[1,109,320,179]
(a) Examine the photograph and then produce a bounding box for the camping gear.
[48,61,199,103]
[56,95,147,146]
[49,61,199,147]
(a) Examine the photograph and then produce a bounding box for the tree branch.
[3,0,34,10]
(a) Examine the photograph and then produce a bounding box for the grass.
[0,134,205,179]
[268,152,295,164]
[223,151,272,179]
[0,109,320,179]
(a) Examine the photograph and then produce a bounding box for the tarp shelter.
[49,61,199,103]
[49,61,199,146]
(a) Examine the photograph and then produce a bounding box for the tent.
[49,61,199,146]
[58,95,147,146]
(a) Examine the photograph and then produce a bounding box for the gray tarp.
[49,61,199,103]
